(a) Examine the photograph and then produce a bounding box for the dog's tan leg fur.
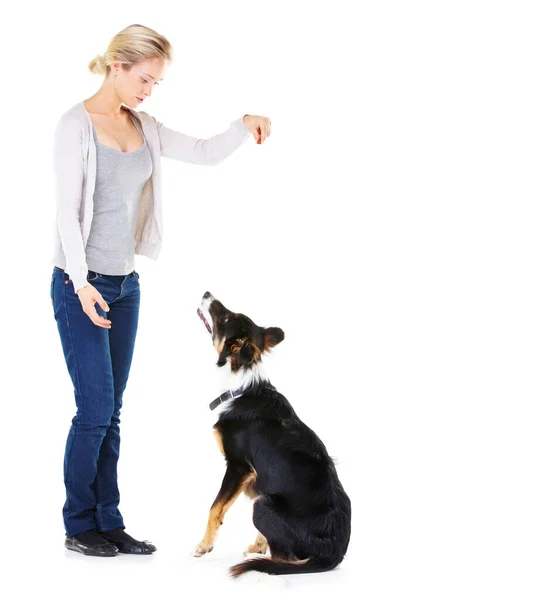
[244,531,269,556]
[193,470,257,557]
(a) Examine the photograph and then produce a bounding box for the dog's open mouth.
[197,307,212,334]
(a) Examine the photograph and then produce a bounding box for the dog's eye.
[222,315,230,323]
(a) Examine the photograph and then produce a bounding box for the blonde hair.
[88,24,172,76]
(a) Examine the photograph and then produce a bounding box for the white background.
[1,1,545,598]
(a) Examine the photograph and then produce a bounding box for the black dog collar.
[209,387,245,411]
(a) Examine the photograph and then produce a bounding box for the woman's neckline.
[82,101,145,154]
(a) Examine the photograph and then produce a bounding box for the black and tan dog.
[194,292,351,577]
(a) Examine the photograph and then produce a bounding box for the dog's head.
[197,292,284,370]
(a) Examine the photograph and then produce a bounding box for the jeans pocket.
[87,270,101,282]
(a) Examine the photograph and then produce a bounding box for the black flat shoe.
[113,540,157,554]
[100,528,157,555]
[65,535,119,557]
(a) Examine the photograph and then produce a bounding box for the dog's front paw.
[193,542,214,557]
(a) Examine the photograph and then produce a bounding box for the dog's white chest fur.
[211,361,269,418]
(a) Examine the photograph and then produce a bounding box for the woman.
[50,23,270,557]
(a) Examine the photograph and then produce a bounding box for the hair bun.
[88,53,105,74]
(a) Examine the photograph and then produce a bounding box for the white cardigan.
[51,100,250,292]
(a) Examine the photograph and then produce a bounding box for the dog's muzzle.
[197,292,214,334]
[197,307,212,334]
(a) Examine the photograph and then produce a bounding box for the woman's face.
[112,58,167,109]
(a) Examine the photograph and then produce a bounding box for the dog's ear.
[217,337,260,369]
[229,337,261,368]
[263,327,284,351]
[236,339,258,367]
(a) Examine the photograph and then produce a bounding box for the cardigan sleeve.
[151,114,250,165]
[53,116,90,294]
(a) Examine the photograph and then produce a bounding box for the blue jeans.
[50,266,140,537]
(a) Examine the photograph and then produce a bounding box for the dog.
[193,292,351,577]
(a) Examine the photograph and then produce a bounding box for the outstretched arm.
[150,113,271,165]
[155,115,250,165]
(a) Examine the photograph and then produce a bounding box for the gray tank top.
[85,112,153,275]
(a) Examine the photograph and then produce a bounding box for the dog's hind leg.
[251,496,301,561]
[244,531,269,556]
[193,462,253,557]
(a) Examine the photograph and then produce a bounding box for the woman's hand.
[243,115,271,144]
[76,285,112,329]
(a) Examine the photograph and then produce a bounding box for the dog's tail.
[229,555,340,578]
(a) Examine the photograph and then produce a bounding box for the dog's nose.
[203,291,211,299]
